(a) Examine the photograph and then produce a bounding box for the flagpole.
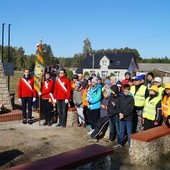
[39,37,43,126]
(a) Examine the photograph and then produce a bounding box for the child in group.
[107,85,121,142]
[73,81,85,127]
[143,85,162,130]
[87,89,109,142]
[113,84,134,148]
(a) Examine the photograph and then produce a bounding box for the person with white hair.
[109,76,117,85]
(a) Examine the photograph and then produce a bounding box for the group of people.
[18,68,71,127]
[18,69,170,148]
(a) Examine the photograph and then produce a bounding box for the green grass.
[9,71,23,97]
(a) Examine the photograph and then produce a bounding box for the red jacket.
[18,77,36,98]
[41,79,54,99]
[53,77,71,100]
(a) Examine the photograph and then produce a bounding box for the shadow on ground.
[0,149,24,166]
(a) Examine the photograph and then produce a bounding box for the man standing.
[39,71,54,126]
[53,69,71,128]
[130,75,149,132]
[18,69,36,124]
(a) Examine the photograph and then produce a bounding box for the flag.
[34,43,44,92]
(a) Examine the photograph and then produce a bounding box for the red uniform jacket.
[53,77,71,100]
[18,77,36,98]
[41,79,54,100]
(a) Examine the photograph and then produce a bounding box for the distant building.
[138,63,170,84]
[76,52,138,80]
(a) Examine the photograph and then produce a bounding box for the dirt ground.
[0,116,121,169]
[0,112,170,170]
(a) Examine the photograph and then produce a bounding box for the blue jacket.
[86,84,102,110]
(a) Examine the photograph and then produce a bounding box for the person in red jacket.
[18,69,36,124]
[53,69,71,128]
[39,71,54,126]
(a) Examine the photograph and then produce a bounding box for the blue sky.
[0,0,170,58]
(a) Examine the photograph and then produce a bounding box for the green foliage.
[84,71,90,77]
[83,38,92,56]
[66,69,73,80]
[141,56,170,63]
[110,72,115,77]
[0,44,59,71]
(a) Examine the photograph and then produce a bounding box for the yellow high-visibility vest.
[162,95,170,118]
[130,85,147,107]
[143,96,160,121]
[158,86,164,99]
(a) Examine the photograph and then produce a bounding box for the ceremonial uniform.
[41,76,54,126]
[53,71,71,128]
[18,73,36,124]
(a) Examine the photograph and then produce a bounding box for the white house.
[76,52,138,80]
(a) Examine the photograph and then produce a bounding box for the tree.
[84,71,90,78]
[83,38,92,56]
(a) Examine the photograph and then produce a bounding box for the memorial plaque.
[3,62,14,76]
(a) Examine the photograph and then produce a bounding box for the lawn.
[9,71,23,99]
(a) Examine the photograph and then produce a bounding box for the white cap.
[91,77,98,83]
[154,77,162,83]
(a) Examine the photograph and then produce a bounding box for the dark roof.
[77,52,135,71]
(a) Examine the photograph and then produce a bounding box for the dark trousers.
[42,99,53,123]
[144,118,155,130]
[83,106,90,125]
[91,116,109,139]
[21,97,33,120]
[57,100,68,127]
[132,108,143,133]
[89,108,100,130]
[108,115,120,142]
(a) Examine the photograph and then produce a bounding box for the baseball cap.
[154,77,162,83]
[91,77,98,83]
[149,85,159,92]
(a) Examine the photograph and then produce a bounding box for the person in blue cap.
[130,75,149,133]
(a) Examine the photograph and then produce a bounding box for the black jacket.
[119,93,134,121]
[107,94,121,117]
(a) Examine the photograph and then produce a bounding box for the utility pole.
[8,24,11,92]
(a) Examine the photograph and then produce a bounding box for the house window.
[101,71,108,77]
[102,60,108,67]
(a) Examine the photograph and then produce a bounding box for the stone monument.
[0,63,12,111]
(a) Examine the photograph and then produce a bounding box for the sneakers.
[56,123,62,128]
[87,129,94,135]
[22,119,27,124]
[27,119,33,125]
[113,144,122,149]
[43,121,48,126]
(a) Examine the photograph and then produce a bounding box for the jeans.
[108,116,120,142]
[76,107,85,124]
[119,120,132,146]
[21,97,33,120]
[57,100,68,127]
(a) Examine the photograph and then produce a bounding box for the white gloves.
[33,98,36,102]
[53,99,57,103]
[65,99,69,104]
[38,92,41,96]
[18,98,21,102]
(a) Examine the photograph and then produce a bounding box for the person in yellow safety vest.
[162,83,170,126]
[153,77,164,99]
[130,75,149,133]
[143,85,162,130]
